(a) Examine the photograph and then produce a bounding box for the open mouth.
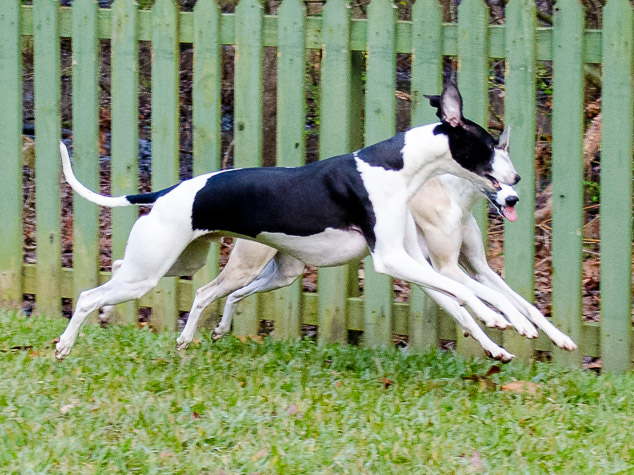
[483,189,518,222]
[484,174,501,190]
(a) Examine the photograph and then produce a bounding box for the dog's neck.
[398,124,491,199]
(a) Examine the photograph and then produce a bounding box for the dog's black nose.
[513,174,521,185]
[506,196,519,207]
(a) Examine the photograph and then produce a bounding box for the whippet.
[173,176,575,360]
[55,83,525,360]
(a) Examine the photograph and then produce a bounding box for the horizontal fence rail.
[0,0,632,372]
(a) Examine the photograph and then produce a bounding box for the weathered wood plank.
[273,0,306,340]
[503,0,537,360]
[191,0,222,327]
[456,0,490,358]
[363,0,397,349]
[111,0,139,324]
[71,0,100,310]
[232,0,263,337]
[317,0,352,345]
[599,0,633,373]
[0,3,23,307]
[34,0,62,317]
[150,0,180,332]
[408,0,443,352]
[551,0,584,368]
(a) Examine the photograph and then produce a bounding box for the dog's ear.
[423,94,443,120]
[440,83,463,127]
[497,126,510,152]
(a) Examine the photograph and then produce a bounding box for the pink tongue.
[502,206,517,222]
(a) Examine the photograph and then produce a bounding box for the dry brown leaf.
[60,404,75,415]
[469,451,486,471]
[485,365,502,377]
[252,448,267,461]
[380,378,394,389]
[501,381,540,395]
[159,451,175,460]
[237,335,263,344]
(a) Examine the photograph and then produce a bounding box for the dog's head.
[483,183,519,222]
[424,83,519,192]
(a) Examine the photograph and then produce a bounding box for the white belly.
[257,228,369,267]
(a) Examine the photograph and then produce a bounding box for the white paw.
[484,347,515,363]
[551,331,578,351]
[55,337,74,361]
[176,335,191,351]
[509,314,539,339]
[211,325,229,341]
[481,309,510,330]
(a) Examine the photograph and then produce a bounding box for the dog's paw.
[211,324,229,342]
[55,338,74,361]
[484,348,514,363]
[176,335,191,351]
[552,332,578,351]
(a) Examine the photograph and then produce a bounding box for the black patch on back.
[191,155,379,250]
[126,184,179,205]
[356,133,405,171]
[433,120,495,175]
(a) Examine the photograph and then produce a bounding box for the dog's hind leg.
[211,253,304,341]
[459,218,577,351]
[176,240,277,350]
[56,215,196,359]
[97,259,123,325]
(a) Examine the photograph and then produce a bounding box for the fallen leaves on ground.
[501,381,540,395]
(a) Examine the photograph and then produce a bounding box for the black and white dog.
[56,83,523,360]
[172,176,575,361]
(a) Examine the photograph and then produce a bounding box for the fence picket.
[503,0,537,360]
[273,0,306,340]
[149,0,180,332]
[318,0,352,344]
[71,0,100,308]
[408,0,444,352]
[191,0,222,327]
[34,0,61,317]
[233,0,263,337]
[363,0,397,349]
[552,0,584,368]
[0,3,23,306]
[600,0,633,373]
[456,0,491,358]
[111,0,139,324]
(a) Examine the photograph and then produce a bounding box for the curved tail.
[60,142,174,208]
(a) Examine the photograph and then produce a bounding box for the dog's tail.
[60,142,175,208]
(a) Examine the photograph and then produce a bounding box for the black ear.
[440,82,463,127]
[423,94,442,120]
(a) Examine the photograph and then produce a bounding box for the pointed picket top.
[193,0,221,22]
[411,0,443,125]
[322,0,349,42]
[279,0,305,18]
[236,0,264,24]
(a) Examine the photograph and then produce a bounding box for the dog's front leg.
[371,208,510,330]
[459,218,577,351]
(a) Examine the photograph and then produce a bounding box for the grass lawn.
[0,310,632,474]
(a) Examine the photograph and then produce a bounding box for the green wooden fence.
[0,0,632,372]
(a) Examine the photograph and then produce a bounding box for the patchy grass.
[0,310,632,473]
